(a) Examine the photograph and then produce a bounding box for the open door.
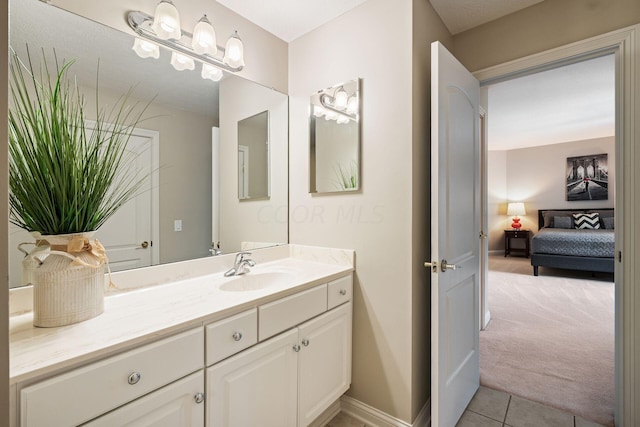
[429,41,481,427]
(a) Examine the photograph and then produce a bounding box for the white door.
[206,329,298,427]
[83,371,205,427]
[297,303,352,427]
[238,145,249,199]
[429,41,481,427]
[94,133,153,272]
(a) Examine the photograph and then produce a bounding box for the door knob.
[138,241,149,249]
[424,261,438,273]
[441,259,461,272]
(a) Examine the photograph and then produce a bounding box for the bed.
[530,208,615,276]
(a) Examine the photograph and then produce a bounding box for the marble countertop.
[9,245,354,384]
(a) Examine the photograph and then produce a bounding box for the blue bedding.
[531,228,615,258]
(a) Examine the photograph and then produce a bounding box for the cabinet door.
[83,371,205,427]
[298,302,352,427]
[207,329,298,427]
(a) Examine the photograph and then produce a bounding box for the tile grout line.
[503,394,513,426]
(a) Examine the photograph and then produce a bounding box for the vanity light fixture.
[319,91,358,123]
[127,2,246,82]
[334,86,348,109]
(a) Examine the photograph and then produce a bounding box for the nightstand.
[504,229,530,257]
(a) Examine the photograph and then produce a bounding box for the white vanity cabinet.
[19,327,204,427]
[206,277,353,427]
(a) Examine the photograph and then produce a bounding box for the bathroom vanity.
[9,245,354,427]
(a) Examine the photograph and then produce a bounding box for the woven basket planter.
[26,233,106,328]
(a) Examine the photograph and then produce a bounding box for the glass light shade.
[334,87,348,109]
[507,202,526,216]
[192,15,217,56]
[223,31,245,68]
[336,116,349,124]
[313,106,325,117]
[325,111,338,121]
[132,38,160,59]
[201,63,223,81]
[152,0,181,40]
[346,96,358,115]
[170,52,195,71]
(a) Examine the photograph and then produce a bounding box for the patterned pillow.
[553,216,573,229]
[573,212,601,229]
[603,216,614,230]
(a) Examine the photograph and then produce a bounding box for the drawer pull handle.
[128,372,141,385]
[339,289,347,296]
[293,344,301,352]
[194,392,205,404]
[232,332,243,341]
[301,338,310,347]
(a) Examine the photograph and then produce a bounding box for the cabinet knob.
[127,372,141,385]
[232,332,243,342]
[293,344,301,352]
[194,392,205,404]
[301,338,310,347]
[339,289,347,296]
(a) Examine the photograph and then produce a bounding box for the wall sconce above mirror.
[310,79,361,193]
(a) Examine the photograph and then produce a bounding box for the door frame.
[472,24,638,425]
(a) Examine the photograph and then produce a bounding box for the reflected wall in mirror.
[8,0,288,288]
[310,79,361,193]
[237,111,270,200]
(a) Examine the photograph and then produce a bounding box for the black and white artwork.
[566,153,608,201]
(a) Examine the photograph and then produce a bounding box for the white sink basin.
[218,270,297,292]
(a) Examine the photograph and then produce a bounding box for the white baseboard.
[339,395,431,427]
[309,399,342,427]
[488,249,502,256]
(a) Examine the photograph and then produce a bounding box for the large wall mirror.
[310,79,361,193]
[8,0,289,288]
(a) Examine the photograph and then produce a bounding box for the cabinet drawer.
[20,327,204,427]
[327,275,352,310]
[206,309,258,366]
[259,284,327,341]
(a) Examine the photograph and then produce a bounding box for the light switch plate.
[174,219,182,232]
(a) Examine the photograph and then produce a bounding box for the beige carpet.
[480,267,615,426]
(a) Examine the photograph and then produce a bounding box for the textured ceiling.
[488,54,615,151]
[217,0,369,42]
[429,0,544,34]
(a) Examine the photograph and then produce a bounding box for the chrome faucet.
[224,252,256,276]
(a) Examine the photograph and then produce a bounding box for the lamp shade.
[132,38,160,59]
[223,31,245,68]
[201,63,223,81]
[151,0,181,40]
[346,96,358,115]
[507,202,526,216]
[170,52,195,71]
[334,87,348,109]
[192,15,217,56]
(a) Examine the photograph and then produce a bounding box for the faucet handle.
[235,251,252,263]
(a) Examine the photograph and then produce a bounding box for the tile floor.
[325,387,608,427]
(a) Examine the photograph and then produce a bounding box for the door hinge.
[618,251,622,262]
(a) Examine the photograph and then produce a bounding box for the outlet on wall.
[174,219,182,232]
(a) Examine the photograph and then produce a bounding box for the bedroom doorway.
[481,46,620,425]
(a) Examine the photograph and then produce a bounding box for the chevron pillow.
[573,212,601,229]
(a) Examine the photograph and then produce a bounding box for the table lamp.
[507,202,526,230]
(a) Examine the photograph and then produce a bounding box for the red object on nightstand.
[511,217,522,229]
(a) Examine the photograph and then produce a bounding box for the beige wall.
[487,151,507,252]
[452,0,640,72]
[49,0,288,92]
[1,0,10,423]
[289,0,451,422]
[219,77,288,254]
[487,136,615,250]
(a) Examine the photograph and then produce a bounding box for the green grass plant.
[9,48,149,235]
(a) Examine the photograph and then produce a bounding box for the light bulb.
[334,87,348,109]
[223,31,245,68]
[346,96,358,115]
[313,106,325,117]
[170,52,195,71]
[192,15,217,56]
[132,38,160,59]
[202,63,223,81]
[151,0,181,40]
[337,116,349,124]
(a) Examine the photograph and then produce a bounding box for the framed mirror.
[238,111,270,200]
[309,79,361,193]
[8,0,288,288]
